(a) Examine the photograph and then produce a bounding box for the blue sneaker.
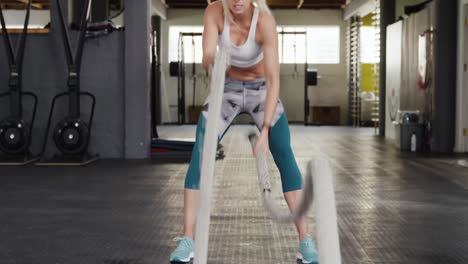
[297,235,319,264]
[170,236,194,263]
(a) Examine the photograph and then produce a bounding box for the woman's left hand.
[253,129,270,157]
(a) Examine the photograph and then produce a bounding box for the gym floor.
[1,125,468,264]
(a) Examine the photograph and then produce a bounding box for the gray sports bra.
[218,7,264,68]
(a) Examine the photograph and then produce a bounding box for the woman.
[170,0,318,263]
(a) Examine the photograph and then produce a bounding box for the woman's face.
[227,0,252,16]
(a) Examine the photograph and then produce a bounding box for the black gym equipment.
[188,35,201,124]
[154,30,197,159]
[37,0,98,166]
[0,0,39,165]
[153,31,224,160]
[170,32,203,125]
[151,21,159,139]
[278,30,318,126]
[305,67,318,125]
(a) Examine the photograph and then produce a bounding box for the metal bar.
[15,0,31,77]
[75,0,91,71]
[56,0,74,68]
[0,2,15,67]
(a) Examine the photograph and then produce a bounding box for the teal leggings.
[184,112,303,193]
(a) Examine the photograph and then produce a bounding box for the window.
[277,27,307,64]
[168,26,204,63]
[1,10,51,29]
[168,25,341,64]
[360,26,379,64]
[278,26,340,64]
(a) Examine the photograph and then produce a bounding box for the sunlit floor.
[1,125,468,264]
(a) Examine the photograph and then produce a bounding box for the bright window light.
[169,25,341,64]
[168,26,204,63]
[307,26,340,64]
[278,26,340,64]
[2,10,50,29]
[360,26,379,64]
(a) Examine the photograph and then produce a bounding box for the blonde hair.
[207,0,271,24]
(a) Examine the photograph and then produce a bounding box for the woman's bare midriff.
[228,60,265,80]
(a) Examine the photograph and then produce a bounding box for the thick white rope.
[248,133,314,223]
[193,49,229,264]
[193,50,341,263]
[310,159,341,264]
[250,134,342,263]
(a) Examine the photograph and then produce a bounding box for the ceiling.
[166,0,347,9]
[0,0,123,10]
[0,0,347,11]
[0,0,50,9]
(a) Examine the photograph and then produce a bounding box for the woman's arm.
[202,3,222,70]
[253,13,279,156]
[259,14,280,133]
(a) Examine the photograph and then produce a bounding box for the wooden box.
[311,106,340,125]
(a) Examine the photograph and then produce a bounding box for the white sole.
[171,251,194,263]
[296,252,314,264]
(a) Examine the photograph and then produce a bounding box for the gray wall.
[0,0,151,159]
[160,8,348,125]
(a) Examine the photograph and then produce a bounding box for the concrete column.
[432,0,458,152]
[124,0,151,158]
[379,0,395,136]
